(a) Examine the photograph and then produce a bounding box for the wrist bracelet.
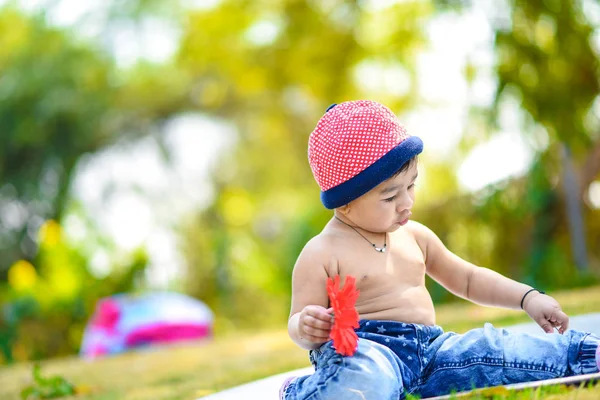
[520,288,545,309]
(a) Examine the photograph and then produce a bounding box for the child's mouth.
[397,212,412,226]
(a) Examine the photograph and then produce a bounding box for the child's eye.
[408,183,416,189]
[383,196,397,202]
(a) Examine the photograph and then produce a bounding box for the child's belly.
[355,284,436,326]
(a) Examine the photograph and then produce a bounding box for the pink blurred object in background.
[80,292,214,358]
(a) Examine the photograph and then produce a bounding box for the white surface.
[199,313,600,400]
[499,312,600,336]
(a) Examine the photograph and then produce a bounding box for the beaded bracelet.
[520,288,545,309]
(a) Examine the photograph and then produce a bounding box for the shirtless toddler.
[281,100,600,400]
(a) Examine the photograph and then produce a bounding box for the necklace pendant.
[373,244,386,253]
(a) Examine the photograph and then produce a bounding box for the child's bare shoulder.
[293,231,343,276]
[405,220,433,236]
[289,233,341,315]
[295,232,335,263]
[404,220,439,249]
[404,220,448,266]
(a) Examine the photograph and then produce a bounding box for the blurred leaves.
[494,0,599,157]
[1,217,149,363]
[0,5,187,276]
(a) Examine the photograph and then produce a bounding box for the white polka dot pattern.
[308,100,410,191]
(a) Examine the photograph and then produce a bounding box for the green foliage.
[20,364,75,399]
[494,1,599,155]
[488,0,600,279]
[0,7,117,273]
[0,219,149,363]
[0,5,187,276]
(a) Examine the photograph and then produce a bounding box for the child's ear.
[338,204,351,215]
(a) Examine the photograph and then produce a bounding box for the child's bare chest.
[331,232,427,289]
[327,231,434,324]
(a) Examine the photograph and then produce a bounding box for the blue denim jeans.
[283,320,600,400]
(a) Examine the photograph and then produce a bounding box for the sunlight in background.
[589,181,600,209]
[109,18,181,67]
[69,115,235,286]
[458,133,533,191]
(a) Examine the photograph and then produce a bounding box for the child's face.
[342,161,418,233]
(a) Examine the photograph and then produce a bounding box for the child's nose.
[397,192,413,211]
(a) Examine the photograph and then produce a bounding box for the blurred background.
[1,0,599,365]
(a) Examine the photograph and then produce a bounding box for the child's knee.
[340,340,404,397]
[311,339,404,399]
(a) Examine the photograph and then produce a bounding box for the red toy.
[327,275,360,356]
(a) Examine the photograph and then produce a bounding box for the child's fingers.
[543,310,569,334]
[535,314,554,333]
[553,310,569,333]
[304,314,333,330]
[304,327,331,339]
[301,332,330,343]
[301,325,331,340]
[307,308,334,323]
[539,321,554,334]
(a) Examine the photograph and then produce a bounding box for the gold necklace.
[334,216,387,253]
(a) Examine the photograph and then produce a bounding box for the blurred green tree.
[491,0,600,274]
[0,6,187,276]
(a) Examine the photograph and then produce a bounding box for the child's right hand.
[298,305,334,344]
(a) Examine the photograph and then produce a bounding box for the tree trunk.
[561,144,589,271]
[579,138,600,198]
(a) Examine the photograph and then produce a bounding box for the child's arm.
[288,239,335,350]
[411,221,569,334]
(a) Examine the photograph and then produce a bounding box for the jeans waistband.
[357,319,444,341]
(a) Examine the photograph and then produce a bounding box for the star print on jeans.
[397,334,405,339]
[377,326,387,334]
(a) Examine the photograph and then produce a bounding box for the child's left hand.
[523,292,569,334]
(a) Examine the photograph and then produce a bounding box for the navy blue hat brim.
[320,136,423,209]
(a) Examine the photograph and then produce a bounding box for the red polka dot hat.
[308,100,423,209]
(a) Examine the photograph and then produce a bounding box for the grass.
[1,285,600,400]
